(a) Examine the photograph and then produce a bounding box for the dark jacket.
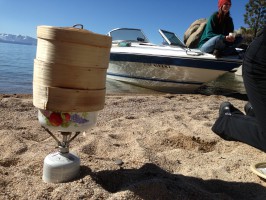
[198,12,234,48]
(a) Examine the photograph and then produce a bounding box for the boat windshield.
[159,29,186,47]
[108,28,149,43]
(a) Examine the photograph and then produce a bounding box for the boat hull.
[107,52,241,93]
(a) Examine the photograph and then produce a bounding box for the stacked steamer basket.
[33,25,111,183]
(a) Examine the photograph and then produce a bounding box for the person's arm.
[264,26,266,43]
[244,25,266,65]
[198,13,222,48]
[224,17,235,42]
[204,14,223,40]
[260,25,266,43]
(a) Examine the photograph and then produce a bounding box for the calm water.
[0,43,35,93]
[0,42,246,95]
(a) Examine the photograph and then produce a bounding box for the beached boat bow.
[107,28,242,93]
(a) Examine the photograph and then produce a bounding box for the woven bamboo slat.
[33,59,107,90]
[33,83,106,112]
[36,38,111,67]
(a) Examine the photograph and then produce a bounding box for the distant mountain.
[0,33,37,46]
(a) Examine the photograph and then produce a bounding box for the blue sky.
[0,0,249,44]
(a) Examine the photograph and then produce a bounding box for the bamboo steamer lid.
[33,83,106,112]
[33,25,111,112]
[33,59,107,90]
[37,25,112,48]
[36,25,111,68]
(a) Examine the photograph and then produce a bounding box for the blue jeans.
[200,35,243,56]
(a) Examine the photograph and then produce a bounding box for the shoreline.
[0,71,247,97]
[1,93,266,199]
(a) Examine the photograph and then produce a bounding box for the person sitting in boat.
[212,25,266,152]
[198,0,242,58]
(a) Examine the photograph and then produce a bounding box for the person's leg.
[213,29,266,152]
[234,35,243,47]
[212,103,266,152]
[199,35,224,53]
[243,60,266,135]
[222,35,244,56]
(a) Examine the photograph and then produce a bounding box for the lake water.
[0,42,246,95]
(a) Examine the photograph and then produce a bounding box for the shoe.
[244,102,255,117]
[219,102,232,116]
[213,49,222,58]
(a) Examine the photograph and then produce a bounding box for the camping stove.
[39,110,97,183]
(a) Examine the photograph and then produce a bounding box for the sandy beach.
[1,93,266,199]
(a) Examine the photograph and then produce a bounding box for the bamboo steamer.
[33,59,107,90]
[33,25,112,112]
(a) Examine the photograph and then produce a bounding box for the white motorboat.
[107,28,242,93]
